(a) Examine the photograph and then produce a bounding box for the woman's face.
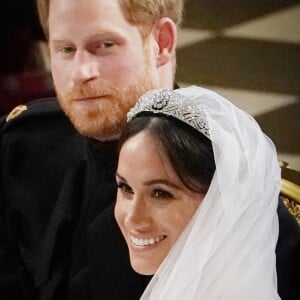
[114,132,204,275]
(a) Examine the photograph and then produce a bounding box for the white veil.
[139,86,281,300]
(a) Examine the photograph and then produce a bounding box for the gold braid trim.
[281,178,300,225]
[282,197,300,225]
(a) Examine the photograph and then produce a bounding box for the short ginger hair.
[36,0,185,40]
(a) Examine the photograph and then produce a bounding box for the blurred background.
[0,0,299,170]
[177,0,300,171]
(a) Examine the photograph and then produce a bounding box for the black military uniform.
[0,98,299,299]
[0,98,150,300]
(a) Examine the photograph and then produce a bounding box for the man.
[0,0,299,299]
[0,0,182,299]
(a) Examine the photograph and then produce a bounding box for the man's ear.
[154,17,177,67]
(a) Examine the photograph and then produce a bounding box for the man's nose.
[71,50,100,84]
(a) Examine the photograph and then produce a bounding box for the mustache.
[65,81,116,100]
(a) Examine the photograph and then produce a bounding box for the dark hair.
[118,113,216,193]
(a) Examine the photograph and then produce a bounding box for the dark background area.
[0,1,52,116]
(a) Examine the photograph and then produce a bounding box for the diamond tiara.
[127,89,210,139]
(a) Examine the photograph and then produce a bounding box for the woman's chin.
[131,261,156,276]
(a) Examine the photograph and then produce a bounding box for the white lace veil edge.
[140,86,281,300]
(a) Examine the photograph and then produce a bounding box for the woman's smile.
[115,132,203,275]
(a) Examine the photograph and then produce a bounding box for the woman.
[114,86,281,299]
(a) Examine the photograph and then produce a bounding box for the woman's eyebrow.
[143,179,180,189]
[115,172,126,182]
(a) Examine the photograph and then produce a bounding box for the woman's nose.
[124,200,152,230]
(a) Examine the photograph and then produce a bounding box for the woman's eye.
[152,189,173,199]
[117,182,133,195]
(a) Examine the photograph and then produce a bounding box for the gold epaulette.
[6,105,28,122]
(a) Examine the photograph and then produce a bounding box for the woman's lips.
[130,235,167,248]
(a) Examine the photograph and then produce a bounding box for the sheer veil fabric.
[140,86,281,299]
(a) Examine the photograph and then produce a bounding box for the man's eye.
[117,182,133,195]
[61,46,74,54]
[95,42,115,50]
[151,189,173,199]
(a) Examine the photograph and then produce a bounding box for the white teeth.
[131,235,165,247]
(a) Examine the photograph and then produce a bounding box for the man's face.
[48,0,157,140]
